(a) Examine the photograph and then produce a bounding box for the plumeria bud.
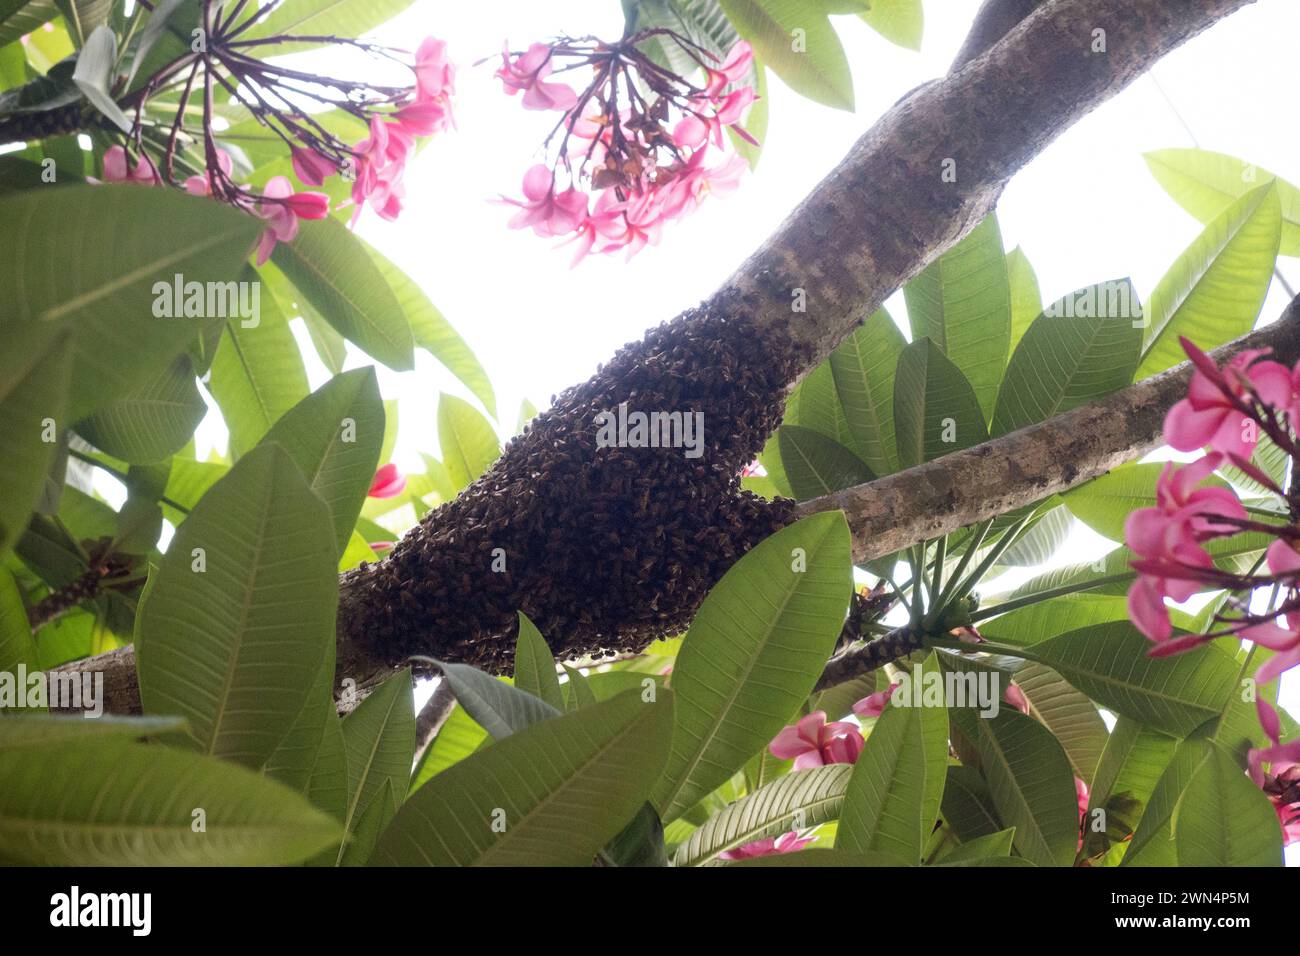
[851,682,899,719]
[283,190,331,220]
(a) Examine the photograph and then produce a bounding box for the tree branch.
[796,295,1300,566]
[730,0,1252,370]
[951,0,1050,71]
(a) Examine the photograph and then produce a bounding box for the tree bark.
[797,295,1300,565]
[729,0,1251,370]
[46,0,1257,715]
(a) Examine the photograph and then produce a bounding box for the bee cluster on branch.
[339,303,809,671]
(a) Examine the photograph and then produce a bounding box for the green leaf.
[0,566,39,672]
[673,764,852,866]
[0,331,72,555]
[70,26,131,131]
[435,661,560,740]
[1173,743,1282,866]
[998,533,1269,613]
[563,664,597,711]
[340,778,396,866]
[1031,622,1238,737]
[513,612,564,712]
[1144,148,1300,257]
[372,689,674,866]
[305,713,349,825]
[991,281,1142,437]
[778,425,873,499]
[828,308,905,474]
[220,107,366,171]
[940,828,1015,863]
[1123,732,1213,867]
[717,0,854,110]
[0,55,79,116]
[940,765,1004,842]
[837,654,948,863]
[516,399,539,435]
[234,0,416,54]
[124,0,188,88]
[0,0,59,48]
[54,0,112,46]
[859,0,922,50]
[262,653,338,798]
[651,511,852,821]
[1082,716,1177,859]
[892,338,989,468]
[271,216,414,371]
[0,737,341,865]
[208,279,310,457]
[602,803,668,867]
[76,354,206,463]
[121,0,198,94]
[1063,460,1231,542]
[256,367,385,556]
[136,443,339,768]
[0,184,261,420]
[409,701,488,792]
[949,708,1079,867]
[0,713,187,748]
[787,360,859,451]
[1136,182,1282,377]
[997,504,1073,567]
[902,215,1011,420]
[337,668,415,865]
[1006,247,1042,353]
[356,234,496,418]
[438,393,500,492]
[1011,662,1109,781]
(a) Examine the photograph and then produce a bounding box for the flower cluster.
[495,32,758,264]
[89,2,453,259]
[1125,335,1300,841]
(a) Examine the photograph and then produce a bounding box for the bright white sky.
[196,1,1300,856]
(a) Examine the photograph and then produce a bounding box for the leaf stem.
[968,573,1134,623]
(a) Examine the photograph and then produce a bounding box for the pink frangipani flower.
[497,42,578,112]
[769,711,864,770]
[1164,339,1293,459]
[367,463,407,499]
[502,165,589,238]
[1124,454,1245,643]
[253,176,329,265]
[95,145,161,185]
[718,830,815,861]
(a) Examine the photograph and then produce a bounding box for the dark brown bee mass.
[336,301,806,674]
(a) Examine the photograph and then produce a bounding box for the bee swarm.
[337,300,807,673]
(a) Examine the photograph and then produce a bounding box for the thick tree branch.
[796,295,1300,566]
[729,0,1252,370]
[951,0,1050,71]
